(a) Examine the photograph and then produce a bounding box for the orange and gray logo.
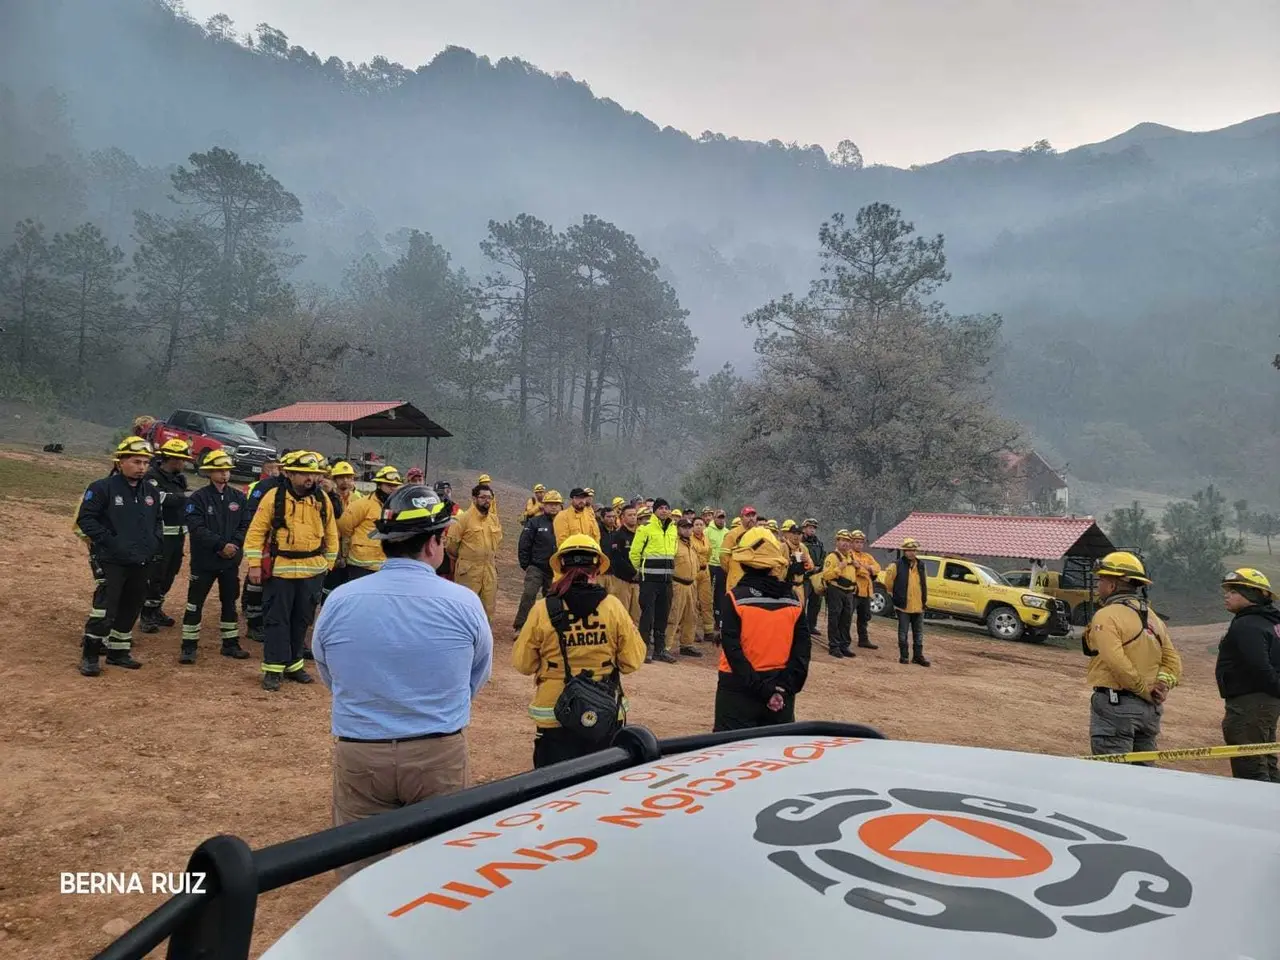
[754,788,1191,938]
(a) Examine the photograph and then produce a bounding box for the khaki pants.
[607,576,640,625]
[697,570,714,634]
[667,582,697,649]
[332,732,470,881]
[456,561,497,622]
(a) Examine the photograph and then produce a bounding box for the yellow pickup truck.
[1002,569,1094,626]
[870,554,1071,642]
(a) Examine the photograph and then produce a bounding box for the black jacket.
[144,463,189,533]
[891,556,929,610]
[76,473,162,567]
[608,527,639,583]
[717,570,811,700]
[519,513,557,572]
[1216,603,1280,700]
[802,534,825,568]
[186,482,250,573]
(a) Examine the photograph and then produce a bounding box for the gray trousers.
[513,565,552,631]
[1223,692,1280,782]
[1090,689,1162,764]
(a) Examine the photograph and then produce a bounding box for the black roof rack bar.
[89,721,884,960]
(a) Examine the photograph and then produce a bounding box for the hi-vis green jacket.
[629,515,678,582]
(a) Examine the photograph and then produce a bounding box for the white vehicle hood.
[263,735,1278,959]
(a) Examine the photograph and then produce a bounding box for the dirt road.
[0,458,1237,958]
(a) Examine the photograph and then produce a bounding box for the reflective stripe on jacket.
[630,516,678,581]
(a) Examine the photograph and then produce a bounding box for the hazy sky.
[181,0,1280,167]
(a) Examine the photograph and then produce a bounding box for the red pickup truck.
[148,409,278,478]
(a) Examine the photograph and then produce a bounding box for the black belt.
[337,729,461,744]
[673,575,695,586]
[1093,687,1140,699]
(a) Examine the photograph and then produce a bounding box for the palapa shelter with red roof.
[871,512,1113,562]
[244,401,451,473]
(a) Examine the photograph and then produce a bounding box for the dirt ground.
[0,452,1238,959]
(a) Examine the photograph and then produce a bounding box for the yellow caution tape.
[1080,741,1280,764]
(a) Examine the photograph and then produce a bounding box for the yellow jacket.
[512,589,646,728]
[446,507,503,576]
[337,494,385,570]
[882,561,925,614]
[673,536,700,583]
[720,525,751,588]
[553,506,600,546]
[245,486,338,578]
[822,551,860,592]
[1085,595,1182,699]
[849,550,881,598]
[692,533,711,576]
[523,497,541,520]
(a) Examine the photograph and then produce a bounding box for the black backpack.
[546,595,623,745]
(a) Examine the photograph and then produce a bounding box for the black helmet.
[433,480,452,495]
[369,484,453,541]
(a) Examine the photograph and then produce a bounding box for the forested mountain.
[2,0,1278,502]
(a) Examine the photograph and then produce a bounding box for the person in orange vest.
[714,528,811,731]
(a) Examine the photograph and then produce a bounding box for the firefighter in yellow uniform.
[883,538,931,667]
[720,506,759,590]
[337,465,402,582]
[821,531,859,658]
[523,484,546,521]
[244,451,338,691]
[847,530,881,651]
[447,480,503,622]
[666,514,703,657]
[780,520,814,605]
[553,487,601,545]
[1084,551,1182,764]
[513,533,646,767]
[691,516,715,639]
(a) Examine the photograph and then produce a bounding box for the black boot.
[654,645,678,664]
[105,648,142,669]
[913,653,932,667]
[262,671,282,692]
[644,642,654,664]
[679,645,703,657]
[154,606,176,628]
[179,641,198,664]
[858,639,879,650]
[301,647,315,661]
[285,668,315,684]
[840,645,857,657]
[221,641,250,660]
[139,610,159,634]
[78,638,102,677]
[829,646,848,658]
[246,624,263,643]
[899,648,910,664]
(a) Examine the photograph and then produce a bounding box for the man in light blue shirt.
[313,485,493,880]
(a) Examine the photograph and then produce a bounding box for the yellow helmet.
[541,489,564,505]
[1222,568,1273,598]
[157,437,194,460]
[765,519,778,531]
[1096,550,1151,585]
[198,449,235,472]
[584,487,595,497]
[113,436,154,460]
[671,508,683,518]
[901,537,921,550]
[477,474,492,485]
[780,519,799,533]
[329,461,356,479]
[730,516,742,529]
[612,496,626,509]
[533,483,546,493]
[550,533,610,579]
[732,527,788,577]
[850,529,867,541]
[283,450,327,474]
[373,465,403,486]
[835,529,852,541]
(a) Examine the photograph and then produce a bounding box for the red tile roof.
[871,512,1113,560]
[244,401,405,423]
